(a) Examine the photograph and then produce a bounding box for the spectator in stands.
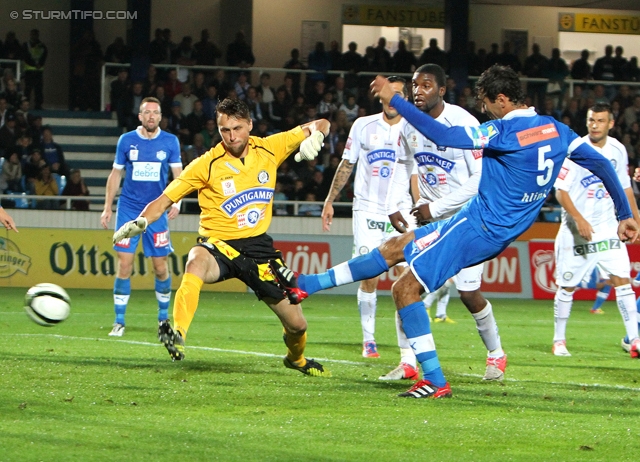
[245,87,263,123]
[212,69,232,100]
[41,126,68,176]
[546,48,569,108]
[306,80,327,107]
[185,99,206,143]
[34,164,58,209]
[328,40,343,85]
[13,132,33,162]
[593,45,616,99]
[561,99,587,136]
[612,46,628,81]
[329,76,347,107]
[233,72,251,101]
[444,77,458,105]
[301,105,319,125]
[317,91,337,120]
[61,168,90,211]
[0,151,22,192]
[592,84,609,104]
[540,97,561,121]
[22,29,47,110]
[0,112,17,154]
[625,57,640,82]
[149,28,167,65]
[172,36,198,68]
[110,68,130,118]
[486,43,500,68]
[1,78,21,110]
[268,88,291,131]
[342,42,363,96]
[304,169,328,202]
[392,40,417,73]
[183,133,210,167]
[419,38,448,69]
[154,85,172,116]
[298,192,322,216]
[273,182,289,216]
[571,49,592,85]
[284,48,306,98]
[467,41,485,76]
[121,81,145,130]
[162,28,177,63]
[192,72,207,101]
[201,84,219,121]
[143,65,159,97]
[226,31,255,68]
[104,37,131,76]
[200,118,221,149]
[194,29,222,66]
[3,32,22,61]
[257,73,275,109]
[167,101,189,143]
[0,97,8,128]
[374,37,392,72]
[338,94,359,124]
[23,148,45,189]
[279,75,297,105]
[623,95,640,129]
[613,85,634,112]
[69,30,103,111]
[307,42,331,90]
[163,68,182,100]
[497,41,521,73]
[251,118,271,137]
[0,69,13,94]
[523,43,549,110]
[360,46,382,91]
[173,82,196,116]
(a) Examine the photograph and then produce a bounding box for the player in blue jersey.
[270,65,639,399]
[101,97,183,337]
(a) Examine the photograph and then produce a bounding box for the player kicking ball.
[271,66,638,398]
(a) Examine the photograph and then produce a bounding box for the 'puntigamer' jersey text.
[114,127,182,209]
[163,126,305,239]
[555,136,630,232]
[398,102,482,220]
[343,113,409,214]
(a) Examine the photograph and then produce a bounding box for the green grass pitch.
[2,287,640,461]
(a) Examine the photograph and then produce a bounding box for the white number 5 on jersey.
[537,145,553,186]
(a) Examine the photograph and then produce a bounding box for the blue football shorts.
[403,212,506,293]
[113,203,173,257]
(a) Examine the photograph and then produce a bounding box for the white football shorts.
[554,226,630,287]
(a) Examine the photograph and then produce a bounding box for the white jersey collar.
[503,106,537,120]
[135,126,162,140]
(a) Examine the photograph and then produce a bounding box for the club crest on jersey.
[129,148,138,161]
[225,161,240,174]
[414,152,455,172]
[237,207,265,228]
[359,246,369,255]
[222,179,236,196]
[156,150,167,161]
[425,172,438,186]
[366,149,395,164]
[369,133,382,146]
[221,187,274,217]
[469,123,499,149]
[587,185,608,200]
[257,170,269,184]
[153,231,169,247]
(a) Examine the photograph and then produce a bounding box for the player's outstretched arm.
[113,194,174,244]
[0,207,17,232]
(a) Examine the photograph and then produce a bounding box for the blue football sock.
[114,277,131,325]
[592,285,611,310]
[399,301,447,387]
[155,276,171,322]
[299,248,389,295]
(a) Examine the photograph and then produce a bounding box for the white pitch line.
[9,333,640,392]
[9,333,366,366]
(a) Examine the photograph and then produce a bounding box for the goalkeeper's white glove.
[113,217,148,244]
[294,131,325,162]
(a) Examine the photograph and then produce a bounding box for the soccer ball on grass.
[24,283,71,326]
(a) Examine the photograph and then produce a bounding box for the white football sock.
[358,288,376,342]
[471,301,504,357]
[553,288,574,342]
[615,284,639,341]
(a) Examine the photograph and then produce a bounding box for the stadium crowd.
[1,27,640,217]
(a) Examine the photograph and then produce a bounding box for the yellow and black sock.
[283,329,307,366]
[173,273,204,340]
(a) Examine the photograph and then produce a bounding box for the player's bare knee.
[391,269,423,308]
[459,290,487,313]
[380,232,413,266]
[151,257,169,280]
[360,278,378,293]
[609,275,629,287]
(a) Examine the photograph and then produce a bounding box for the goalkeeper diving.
[114,98,332,377]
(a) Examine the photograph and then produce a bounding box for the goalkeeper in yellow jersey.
[113,98,331,377]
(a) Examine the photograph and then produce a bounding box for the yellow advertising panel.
[559,12,640,34]
[342,4,444,28]
[0,229,245,292]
